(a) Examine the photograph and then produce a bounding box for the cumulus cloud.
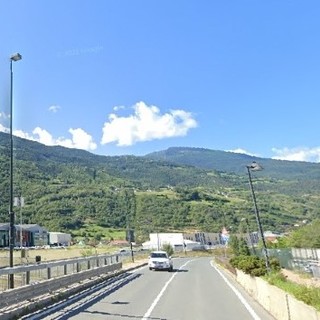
[0,123,8,133]
[0,112,9,133]
[57,128,97,150]
[271,147,320,163]
[227,148,259,157]
[101,101,197,146]
[12,127,97,151]
[113,105,125,111]
[48,105,61,113]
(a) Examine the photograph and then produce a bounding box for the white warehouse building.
[49,232,72,246]
[142,233,200,251]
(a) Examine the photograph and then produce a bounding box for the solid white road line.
[141,260,192,320]
[210,260,261,320]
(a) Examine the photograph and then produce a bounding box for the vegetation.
[227,232,281,276]
[266,272,320,311]
[1,133,320,244]
[222,244,320,311]
[162,243,174,257]
[285,220,320,248]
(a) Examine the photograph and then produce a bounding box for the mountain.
[1,133,319,239]
[145,147,320,180]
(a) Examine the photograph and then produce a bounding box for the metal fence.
[0,253,122,291]
[265,248,320,278]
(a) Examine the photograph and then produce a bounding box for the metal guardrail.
[0,262,122,311]
[0,253,121,291]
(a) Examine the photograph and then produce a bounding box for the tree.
[287,220,320,248]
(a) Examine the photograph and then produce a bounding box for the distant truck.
[49,232,71,246]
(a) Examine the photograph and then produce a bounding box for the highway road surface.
[22,257,275,320]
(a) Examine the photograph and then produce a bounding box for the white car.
[148,250,173,272]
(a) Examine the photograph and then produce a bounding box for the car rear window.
[151,253,167,258]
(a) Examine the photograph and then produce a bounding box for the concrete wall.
[236,269,320,320]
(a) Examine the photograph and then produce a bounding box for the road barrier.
[0,253,120,290]
[0,253,124,316]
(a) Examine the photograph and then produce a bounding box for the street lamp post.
[9,52,22,289]
[246,161,270,272]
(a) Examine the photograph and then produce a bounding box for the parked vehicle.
[148,251,173,272]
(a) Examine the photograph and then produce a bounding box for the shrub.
[228,235,250,256]
[230,255,267,276]
[269,257,281,271]
[230,254,282,277]
[162,243,174,257]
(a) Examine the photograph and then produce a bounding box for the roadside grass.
[213,249,320,312]
[265,272,320,312]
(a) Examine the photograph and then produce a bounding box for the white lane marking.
[210,261,261,320]
[142,260,192,320]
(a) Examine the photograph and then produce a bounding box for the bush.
[228,235,250,256]
[230,255,267,276]
[162,243,174,257]
[230,254,282,277]
[269,257,281,271]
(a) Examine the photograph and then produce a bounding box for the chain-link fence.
[259,248,320,278]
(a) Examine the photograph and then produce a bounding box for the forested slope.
[1,132,319,241]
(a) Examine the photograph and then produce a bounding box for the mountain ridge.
[145,146,320,180]
[1,132,319,235]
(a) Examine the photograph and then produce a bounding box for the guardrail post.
[47,267,51,279]
[64,264,67,275]
[76,262,80,273]
[26,271,30,285]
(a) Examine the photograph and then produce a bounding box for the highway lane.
[23,257,275,320]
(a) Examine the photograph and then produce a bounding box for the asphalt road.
[23,257,275,320]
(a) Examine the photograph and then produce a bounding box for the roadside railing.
[0,253,121,291]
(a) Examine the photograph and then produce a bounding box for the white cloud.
[271,147,320,163]
[11,126,97,151]
[0,111,8,120]
[14,129,41,141]
[113,105,125,111]
[32,127,56,145]
[48,105,61,113]
[0,123,8,133]
[0,112,9,133]
[101,101,198,146]
[57,128,97,150]
[227,148,259,157]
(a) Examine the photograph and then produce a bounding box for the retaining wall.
[236,269,320,320]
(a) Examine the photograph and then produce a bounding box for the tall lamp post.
[246,161,270,272]
[9,52,22,289]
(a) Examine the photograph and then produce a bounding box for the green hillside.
[146,147,320,180]
[1,133,319,242]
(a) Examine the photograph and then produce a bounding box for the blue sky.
[1,1,320,162]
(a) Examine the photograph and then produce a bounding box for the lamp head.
[10,53,22,62]
[246,161,263,171]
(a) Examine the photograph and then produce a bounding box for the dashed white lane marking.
[142,260,192,320]
[210,260,261,320]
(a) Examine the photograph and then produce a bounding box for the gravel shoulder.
[281,269,320,287]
